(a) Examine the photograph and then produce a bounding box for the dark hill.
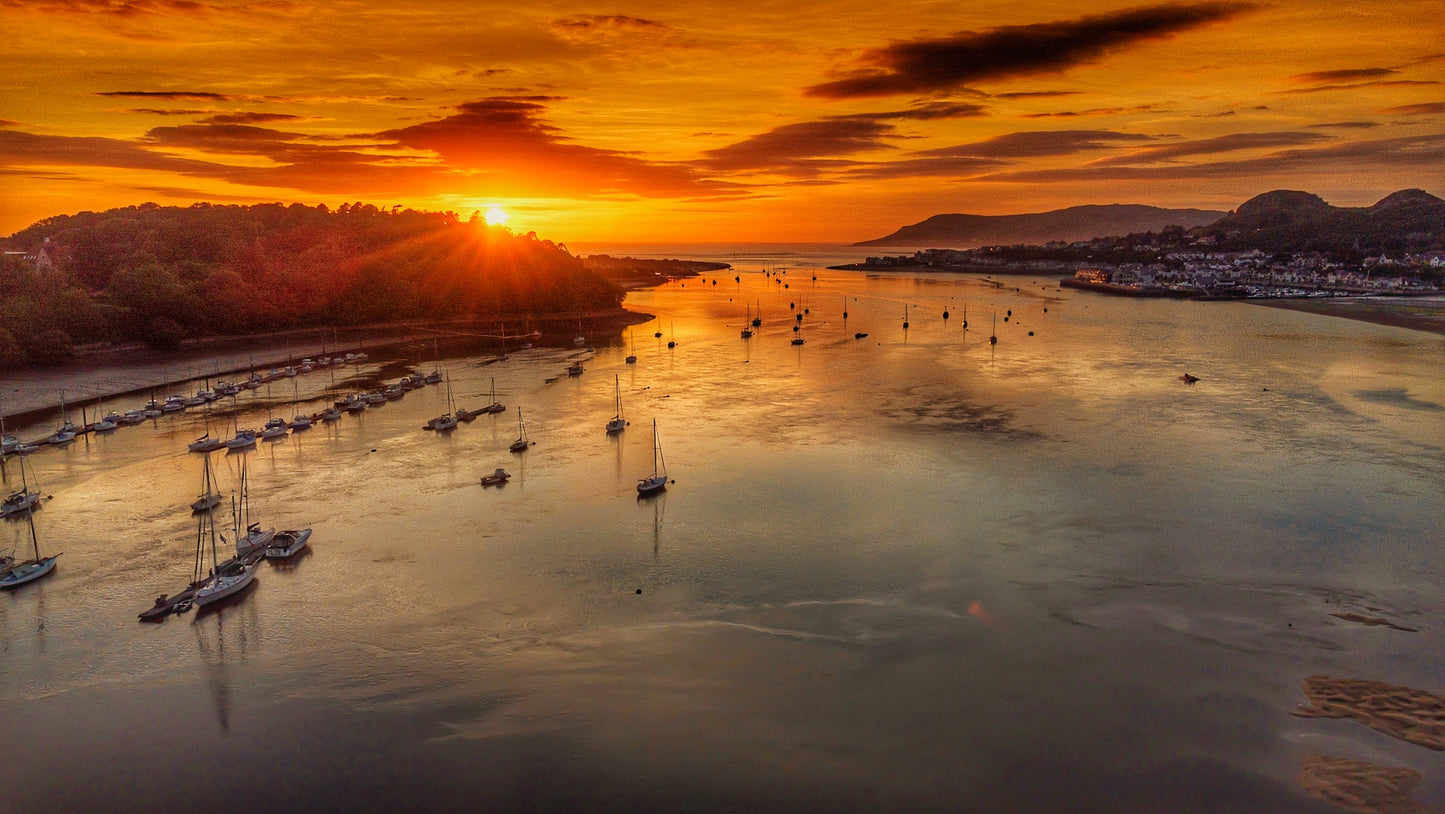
[0,202,624,366]
[854,203,1226,248]
[1207,189,1445,252]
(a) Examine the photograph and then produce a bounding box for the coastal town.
[848,244,1445,300]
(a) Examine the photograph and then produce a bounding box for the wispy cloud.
[979,134,1445,182]
[1381,101,1445,115]
[1021,104,1162,119]
[1086,131,1331,166]
[1289,68,1397,84]
[919,130,1154,159]
[97,90,240,101]
[201,112,310,125]
[805,2,1255,99]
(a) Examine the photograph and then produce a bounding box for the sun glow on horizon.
[483,206,510,227]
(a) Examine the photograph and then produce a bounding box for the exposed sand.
[1251,295,1445,336]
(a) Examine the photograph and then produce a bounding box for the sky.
[1,0,1442,242]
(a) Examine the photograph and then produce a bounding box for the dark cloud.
[699,105,986,174]
[0,128,218,173]
[1381,101,1445,115]
[202,112,309,125]
[97,90,238,101]
[1289,68,1397,84]
[805,2,1255,99]
[918,130,1154,159]
[1278,79,1438,95]
[0,0,213,14]
[119,108,213,116]
[703,119,898,173]
[552,14,670,31]
[1309,121,1381,129]
[1086,131,1331,166]
[993,90,1083,100]
[1020,104,1162,119]
[379,97,736,198]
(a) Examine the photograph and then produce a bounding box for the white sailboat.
[481,376,505,414]
[606,374,626,434]
[430,373,459,432]
[509,406,531,453]
[637,419,669,495]
[193,489,258,608]
[1,455,42,518]
[190,454,223,512]
[1,504,59,589]
[233,455,274,558]
[45,390,77,445]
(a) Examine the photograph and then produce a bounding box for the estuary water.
[2,266,1442,813]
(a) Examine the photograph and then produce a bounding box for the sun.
[482,206,510,227]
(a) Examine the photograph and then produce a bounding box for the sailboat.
[606,375,626,434]
[45,390,77,445]
[480,377,505,414]
[667,321,676,349]
[902,304,909,330]
[625,330,637,364]
[193,495,258,609]
[637,419,669,495]
[233,455,274,558]
[191,454,223,512]
[752,299,762,327]
[1,455,42,518]
[509,406,531,453]
[989,313,998,345]
[1,502,59,589]
[429,373,459,432]
[189,406,225,452]
[741,304,753,338]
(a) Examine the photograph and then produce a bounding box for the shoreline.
[0,308,652,431]
[1245,295,1445,336]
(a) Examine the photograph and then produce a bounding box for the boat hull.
[0,556,58,589]
[637,476,668,495]
[194,562,257,606]
[265,528,312,559]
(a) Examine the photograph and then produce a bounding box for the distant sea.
[567,242,925,270]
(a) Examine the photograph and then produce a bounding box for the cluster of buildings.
[859,247,1443,299]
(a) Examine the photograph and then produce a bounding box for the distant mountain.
[854,204,1227,248]
[1207,189,1445,252]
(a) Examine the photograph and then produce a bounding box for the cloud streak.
[805,2,1254,99]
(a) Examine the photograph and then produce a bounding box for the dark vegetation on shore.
[579,255,729,287]
[0,202,632,370]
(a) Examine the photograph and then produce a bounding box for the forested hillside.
[0,202,623,368]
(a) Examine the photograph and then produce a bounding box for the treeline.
[0,202,624,368]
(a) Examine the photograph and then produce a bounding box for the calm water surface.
[2,268,1442,813]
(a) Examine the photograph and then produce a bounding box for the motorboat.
[265,528,311,559]
[480,468,510,486]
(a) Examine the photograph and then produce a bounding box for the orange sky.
[1,1,1442,242]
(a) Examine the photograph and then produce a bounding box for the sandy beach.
[1250,294,1445,336]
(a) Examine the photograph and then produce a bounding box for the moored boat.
[265,527,311,558]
